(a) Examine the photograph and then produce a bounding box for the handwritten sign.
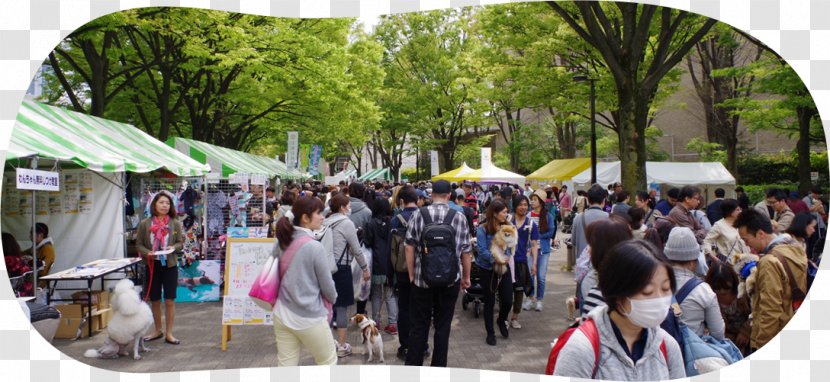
[16,168,60,191]
[222,238,277,326]
[250,174,267,186]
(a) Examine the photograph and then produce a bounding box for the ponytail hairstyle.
[275,196,324,250]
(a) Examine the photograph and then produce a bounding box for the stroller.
[462,242,484,318]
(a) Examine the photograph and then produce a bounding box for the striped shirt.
[405,202,472,288]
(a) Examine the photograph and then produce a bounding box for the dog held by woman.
[84,279,154,360]
[490,224,518,275]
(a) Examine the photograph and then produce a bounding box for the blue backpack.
[661,278,743,376]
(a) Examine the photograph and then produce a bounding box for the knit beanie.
[664,227,700,262]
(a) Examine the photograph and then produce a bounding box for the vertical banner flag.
[430,151,439,177]
[286,131,299,170]
[309,145,323,176]
[299,144,311,173]
[481,147,492,171]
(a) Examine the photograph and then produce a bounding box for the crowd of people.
[4,174,823,376]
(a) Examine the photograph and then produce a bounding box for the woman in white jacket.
[554,239,685,380]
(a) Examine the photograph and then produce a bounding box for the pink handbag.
[249,236,312,310]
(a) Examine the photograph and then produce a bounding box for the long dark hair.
[586,219,633,273]
[2,232,22,257]
[531,193,549,233]
[150,192,177,219]
[485,199,508,234]
[275,196,324,250]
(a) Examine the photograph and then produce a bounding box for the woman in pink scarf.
[136,192,184,345]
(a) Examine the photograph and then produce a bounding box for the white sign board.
[286,131,299,170]
[229,173,249,185]
[206,172,221,184]
[481,147,492,171]
[811,171,819,181]
[430,151,439,177]
[222,238,277,326]
[250,174,267,185]
[16,168,60,191]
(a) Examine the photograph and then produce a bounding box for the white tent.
[464,165,526,184]
[572,161,736,200]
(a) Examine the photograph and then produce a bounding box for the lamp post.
[573,75,597,184]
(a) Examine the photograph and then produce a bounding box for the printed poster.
[63,182,80,214]
[175,260,222,303]
[79,172,94,213]
[18,193,32,216]
[3,175,19,216]
[222,296,244,325]
[48,191,62,215]
[36,192,48,216]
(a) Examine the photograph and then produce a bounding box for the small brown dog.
[490,225,518,275]
[350,313,384,363]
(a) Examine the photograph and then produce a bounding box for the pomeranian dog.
[350,313,384,363]
[490,225,518,275]
[84,279,153,360]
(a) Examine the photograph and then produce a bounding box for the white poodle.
[84,279,154,360]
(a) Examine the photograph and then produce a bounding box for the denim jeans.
[371,282,398,325]
[535,251,551,300]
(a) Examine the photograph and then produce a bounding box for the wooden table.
[41,257,143,338]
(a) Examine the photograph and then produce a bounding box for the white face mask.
[622,295,671,329]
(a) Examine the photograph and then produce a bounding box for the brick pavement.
[51,235,574,374]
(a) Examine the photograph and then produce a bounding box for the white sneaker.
[522,299,534,311]
[510,319,522,329]
[336,342,352,357]
[535,301,543,312]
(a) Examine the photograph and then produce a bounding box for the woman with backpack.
[663,227,726,340]
[475,199,514,346]
[325,193,370,358]
[271,196,338,366]
[365,198,398,335]
[552,240,685,379]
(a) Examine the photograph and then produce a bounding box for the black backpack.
[418,207,459,288]
[660,277,703,361]
[390,214,409,273]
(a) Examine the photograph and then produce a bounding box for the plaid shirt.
[405,202,472,288]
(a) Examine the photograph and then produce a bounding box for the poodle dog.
[731,252,760,301]
[84,279,153,360]
[350,313,384,363]
[490,225,518,275]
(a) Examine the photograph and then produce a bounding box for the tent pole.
[121,172,128,260]
[30,157,39,296]
[202,175,207,260]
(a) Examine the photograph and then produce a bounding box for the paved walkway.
[53,234,575,374]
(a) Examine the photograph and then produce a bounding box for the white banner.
[286,131,299,170]
[229,173,249,186]
[481,147,492,171]
[250,174,267,185]
[430,151,439,177]
[16,168,60,191]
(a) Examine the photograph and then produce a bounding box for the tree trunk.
[797,106,816,193]
[617,88,650,192]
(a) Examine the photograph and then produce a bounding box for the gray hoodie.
[553,305,686,380]
[324,213,368,270]
[672,267,726,340]
[272,230,338,319]
[349,197,372,234]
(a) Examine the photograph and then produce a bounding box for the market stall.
[462,164,527,185]
[431,163,476,182]
[325,169,357,186]
[358,167,393,182]
[571,161,736,201]
[3,100,210,297]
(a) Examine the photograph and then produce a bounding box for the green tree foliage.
[547,1,716,191]
[42,8,381,156]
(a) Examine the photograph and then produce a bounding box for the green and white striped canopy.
[7,100,210,176]
[167,137,302,180]
[358,168,392,181]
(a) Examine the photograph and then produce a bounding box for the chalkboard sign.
[222,238,277,326]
